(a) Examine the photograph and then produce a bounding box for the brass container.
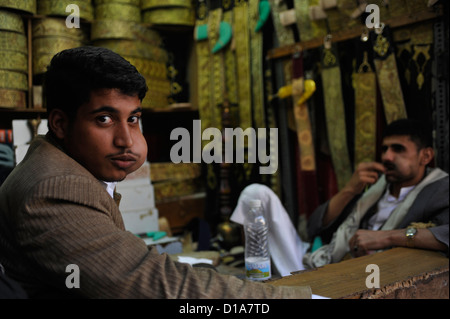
[93,39,169,62]
[0,0,36,15]
[95,3,141,23]
[0,10,25,33]
[141,0,192,10]
[32,17,89,42]
[142,7,195,26]
[0,69,28,91]
[0,31,27,54]
[0,88,27,108]
[0,51,28,73]
[91,20,162,46]
[38,0,94,21]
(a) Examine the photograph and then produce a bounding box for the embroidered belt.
[141,0,192,9]
[32,36,83,56]
[38,0,94,21]
[207,7,224,130]
[32,37,84,75]
[293,0,313,42]
[142,7,195,26]
[95,0,140,5]
[0,70,27,91]
[141,77,171,109]
[222,2,238,108]
[95,3,141,23]
[0,0,36,14]
[0,51,27,73]
[321,43,352,190]
[0,88,26,108]
[268,0,295,47]
[264,65,281,196]
[91,20,162,45]
[292,52,316,171]
[353,50,376,166]
[195,0,213,147]
[308,0,328,40]
[0,31,27,54]
[323,0,357,33]
[372,26,407,124]
[32,18,89,42]
[249,0,265,129]
[233,0,252,131]
[123,56,167,79]
[0,10,24,33]
[93,39,168,62]
[393,22,433,120]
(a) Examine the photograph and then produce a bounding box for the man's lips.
[109,154,138,169]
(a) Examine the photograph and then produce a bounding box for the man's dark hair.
[383,118,433,150]
[43,46,148,118]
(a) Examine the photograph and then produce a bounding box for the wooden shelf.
[0,108,46,113]
[266,7,444,60]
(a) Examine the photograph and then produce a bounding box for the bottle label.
[245,258,271,281]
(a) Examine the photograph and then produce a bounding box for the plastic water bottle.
[244,199,271,281]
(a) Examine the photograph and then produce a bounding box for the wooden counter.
[269,247,449,299]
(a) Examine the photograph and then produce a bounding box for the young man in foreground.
[0,47,311,299]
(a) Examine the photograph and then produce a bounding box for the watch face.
[406,228,417,237]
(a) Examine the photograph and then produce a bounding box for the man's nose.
[114,123,133,148]
[382,147,395,162]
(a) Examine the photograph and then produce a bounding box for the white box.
[120,207,159,235]
[116,183,155,211]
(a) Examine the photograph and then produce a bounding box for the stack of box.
[92,0,171,109]
[150,162,203,202]
[32,17,90,76]
[141,0,195,27]
[0,9,29,108]
[115,161,159,235]
[37,0,94,21]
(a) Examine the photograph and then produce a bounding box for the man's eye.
[129,115,140,124]
[97,115,113,124]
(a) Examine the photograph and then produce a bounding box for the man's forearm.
[387,228,448,252]
[323,188,359,227]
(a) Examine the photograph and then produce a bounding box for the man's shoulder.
[1,136,95,194]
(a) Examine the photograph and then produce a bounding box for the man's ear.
[48,109,69,140]
[420,147,434,166]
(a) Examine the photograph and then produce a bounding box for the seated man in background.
[304,119,448,268]
[0,46,311,299]
[232,119,448,274]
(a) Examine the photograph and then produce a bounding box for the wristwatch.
[405,227,417,248]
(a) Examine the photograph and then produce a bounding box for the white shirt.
[368,185,416,230]
[100,181,117,199]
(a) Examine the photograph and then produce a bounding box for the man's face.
[62,89,147,182]
[381,135,428,187]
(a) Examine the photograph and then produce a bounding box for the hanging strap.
[353,42,377,167]
[320,39,352,190]
[372,25,407,124]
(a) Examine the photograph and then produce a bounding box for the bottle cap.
[249,199,261,208]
